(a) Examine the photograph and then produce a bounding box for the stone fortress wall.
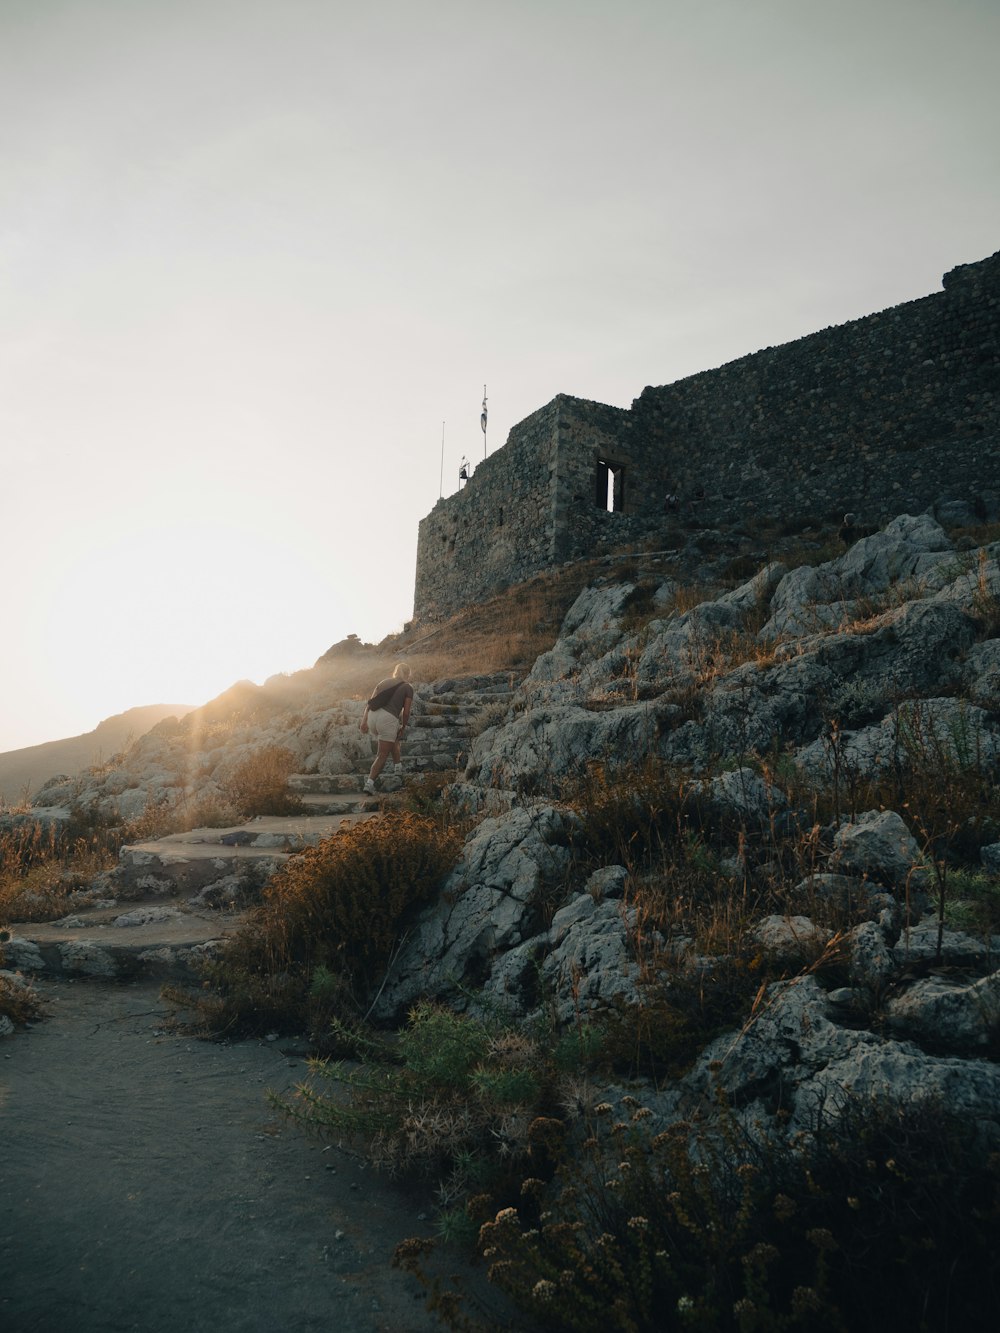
[414,250,1000,620]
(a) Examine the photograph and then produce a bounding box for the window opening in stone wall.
[595,460,625,512]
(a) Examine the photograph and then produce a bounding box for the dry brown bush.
[219,746,303,818]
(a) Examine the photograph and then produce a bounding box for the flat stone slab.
[3,905,243,982]
[145,812,371,846]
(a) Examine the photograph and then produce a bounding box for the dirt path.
[0,977,472,1333]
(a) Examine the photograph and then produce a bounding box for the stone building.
[414,250,1000,621]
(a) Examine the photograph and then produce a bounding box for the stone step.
[298,792,405,814]
[115,812,379,896]
[410,709,476,726]
[3,906,242,984]
[407,745,473,762]
[408,719,474,741]
[289,773,405,795]
[3,805,401,983]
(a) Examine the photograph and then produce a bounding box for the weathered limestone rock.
[830,810,927,888]
[1,938,45,972]
[694,656,836,761]
[57,941,117,977]
[792,1040,1000,1136]
[687,975,1000,1138]
[467,699,678,787]
[585,865,629,900]
[754,914,828,960]
[965,639,1000,708]
[690,768,787,823]
[884,971,1000,1051]
[790,873,901,935]
[787,601,974,708]
[528,583,640,690]
[794,697,1000,782]
[847,920,897,991]
[370,804,579,1020]
[759,514,955,640]
[891,918,1000,967]
[539,894,647,1025]
[0,805,73,834]
[113,906,183,928]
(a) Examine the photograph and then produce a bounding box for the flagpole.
[439,421,445,499]
[481,384,488,459]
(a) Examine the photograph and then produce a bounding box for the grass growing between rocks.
[164,812,464,1039]
[556,760,817,1082]
[553,738,1000,1083]
[0,820,116,922]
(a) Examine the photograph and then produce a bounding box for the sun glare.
[25,521,352,744]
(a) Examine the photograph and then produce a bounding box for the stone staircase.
[3,673,520,984]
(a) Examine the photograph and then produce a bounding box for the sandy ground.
[0,977,496,1333]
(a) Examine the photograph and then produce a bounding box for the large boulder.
[831,810,927,889]
[528,583,641,691]
[759,514,955,640]
[466,699,679,788]
[536,893,647,1025]
[884,971,1000,1051]
[369,804,579,1020]
[686,975,1000,1139]
[794,697,1000,782]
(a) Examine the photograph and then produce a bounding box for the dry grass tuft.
[0,821,113,922]
[219,745,303,818]
[165,812,465,1036]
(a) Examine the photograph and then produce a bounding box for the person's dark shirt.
[369,678,414,717]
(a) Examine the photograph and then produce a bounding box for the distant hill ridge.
[0,705,196,802]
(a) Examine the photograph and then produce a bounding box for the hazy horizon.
[2,0,997,752]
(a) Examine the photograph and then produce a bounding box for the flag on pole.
[481,388,488,435]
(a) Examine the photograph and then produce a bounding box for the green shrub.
[278,1002,563,1188]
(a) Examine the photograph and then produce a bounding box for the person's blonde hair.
[393,662,411,680]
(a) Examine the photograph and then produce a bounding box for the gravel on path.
[0,977,453,1333]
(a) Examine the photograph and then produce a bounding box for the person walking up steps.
[360,662,413,794]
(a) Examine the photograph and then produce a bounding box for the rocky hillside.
[0,703,196,804]
[5,507,1000,1323]
[9,512,1000,1136]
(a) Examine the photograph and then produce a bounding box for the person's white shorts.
[368,708,400,743]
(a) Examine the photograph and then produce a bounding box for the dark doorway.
[595,460,625,512]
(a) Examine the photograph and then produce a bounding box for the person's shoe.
[363,778,376,795]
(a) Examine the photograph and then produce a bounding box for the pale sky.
[1,0,997,752]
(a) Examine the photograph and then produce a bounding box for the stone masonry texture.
[414,251,1000,620]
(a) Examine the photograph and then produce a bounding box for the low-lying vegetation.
[164,811,464,1039]
[0,927,43,1028]
[0,818,116,922]
[278,1001,603,1246]
[219,744,304,818]
[446,1095,1000,1333]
